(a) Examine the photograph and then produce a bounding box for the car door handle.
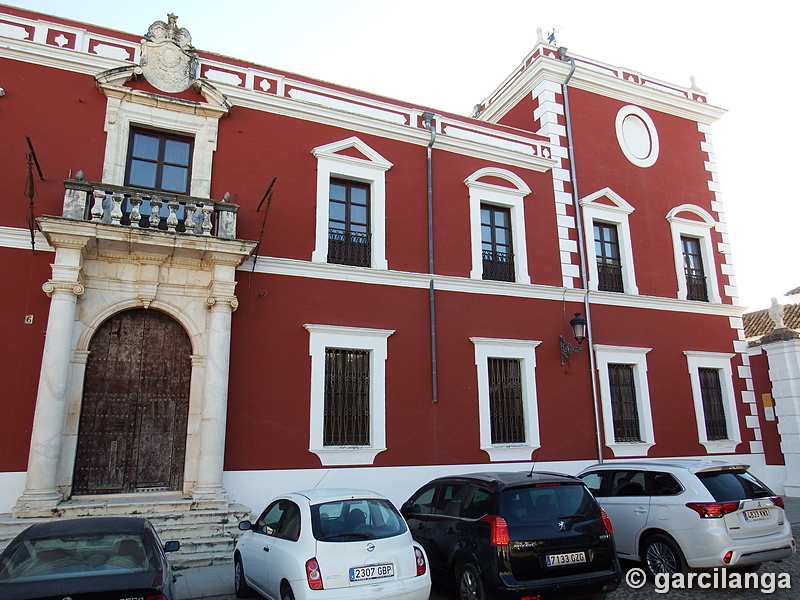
[634,508,648,514]
[263,547,270,552]
[417,523,425,530]
[447,527,456,535]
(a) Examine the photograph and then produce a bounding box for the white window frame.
[98,86,228,199]
[684,351,741,454]
[305,324,393,466]
[580,188,638,295]
[471,337,541,461]
[667,205,721,303]
[465,168,532,284]
[594,344,655,457]
[311,137,392,270]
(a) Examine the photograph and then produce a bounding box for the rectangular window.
[609,364,641,442]
[681,236,709,302]
[125,129,193,195]
[488,358,525,444]
[323,348,370,446]
[481,204,515,282]
[328,179,371,267]
[699,368,728,440]
[594,222,624,292]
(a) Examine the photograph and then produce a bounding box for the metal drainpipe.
[422,111,438,404]
[558,48,604,463]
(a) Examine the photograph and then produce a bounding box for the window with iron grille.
[488,358,525,444]
[609,364,641,442]
[681,236,709,302]
[481,204,515,282]
[594,222,624,292]
[125,128,193,195]
[328,179,371,267]
[699,367,728,440]
[324,348,370,446]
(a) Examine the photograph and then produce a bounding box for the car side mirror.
[238,520,253,531]
[400,501,414,518]
[164,541,180,553]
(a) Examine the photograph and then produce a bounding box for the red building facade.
[0,7,779,521]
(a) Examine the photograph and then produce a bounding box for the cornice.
[220,85,555,172]
[36,217,257,261]
[480,51,727,125]
[242,255,745,318]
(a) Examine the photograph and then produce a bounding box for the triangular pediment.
[312,137,393,170]
[580,187,634,215]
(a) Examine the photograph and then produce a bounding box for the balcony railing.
[685,273,709,302]
[61,177,240,239]
[482,250,515,282]
[328,228,371,267]
[597,263,624,293]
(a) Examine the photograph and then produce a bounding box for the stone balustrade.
[62,175,240,239]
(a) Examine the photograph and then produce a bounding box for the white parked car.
[234,488,431,600]
[578,460,796,576]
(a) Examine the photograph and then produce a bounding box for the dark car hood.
[1,570,164,600]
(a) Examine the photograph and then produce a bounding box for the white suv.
[578,460,795,575]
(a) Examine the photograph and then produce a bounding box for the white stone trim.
[580,188,638,295]
[465,167,532,284]
[594,344,655,457]
[667,205,721,303]
[615,105,659,168]
[305,324,393,466]
[531,80,580,288]
[683,351,741,454]
[98,86,227,198]
[311,137,392,270]
[470,337,542,461]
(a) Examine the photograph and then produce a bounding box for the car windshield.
[311,498,407,542]
[697,469,774,502]
[499,483,598,527]
[0,532,154,584]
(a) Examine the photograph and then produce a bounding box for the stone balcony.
[61,174,241,240]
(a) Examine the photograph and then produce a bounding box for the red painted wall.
[748,349,784,465]
[0,247,52,470]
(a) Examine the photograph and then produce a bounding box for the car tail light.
[145,596,167,600]
[481,515,510,546]
[600,507,613,534]
[723,551,733,564]
[772,496,785,509]
[686,501,740,518]
[305,557,323,590]
[414,545,427,576]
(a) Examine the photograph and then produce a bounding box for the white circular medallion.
[615,105,659,167]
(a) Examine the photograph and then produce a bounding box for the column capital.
[43,281,85,298]
[205,295,239,311]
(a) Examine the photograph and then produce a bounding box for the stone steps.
[0,495,251,568]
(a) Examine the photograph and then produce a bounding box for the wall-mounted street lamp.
[560,312,587,365]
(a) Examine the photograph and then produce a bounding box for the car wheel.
[457,563,486,600]
[281,585,295,600]
[234,555,252,598]
[642,534,687,576]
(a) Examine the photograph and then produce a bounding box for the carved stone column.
[191,267,239,507]
[15,243,86,516]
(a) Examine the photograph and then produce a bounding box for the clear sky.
[4,0,798,311]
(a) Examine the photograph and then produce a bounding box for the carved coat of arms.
[140,14,198,93]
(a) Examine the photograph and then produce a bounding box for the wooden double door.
[73,309,191,495]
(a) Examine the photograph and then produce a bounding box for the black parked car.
[0,516,180,600]
[401,471,621,600]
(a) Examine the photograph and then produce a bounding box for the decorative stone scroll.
[140,14,198,93]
